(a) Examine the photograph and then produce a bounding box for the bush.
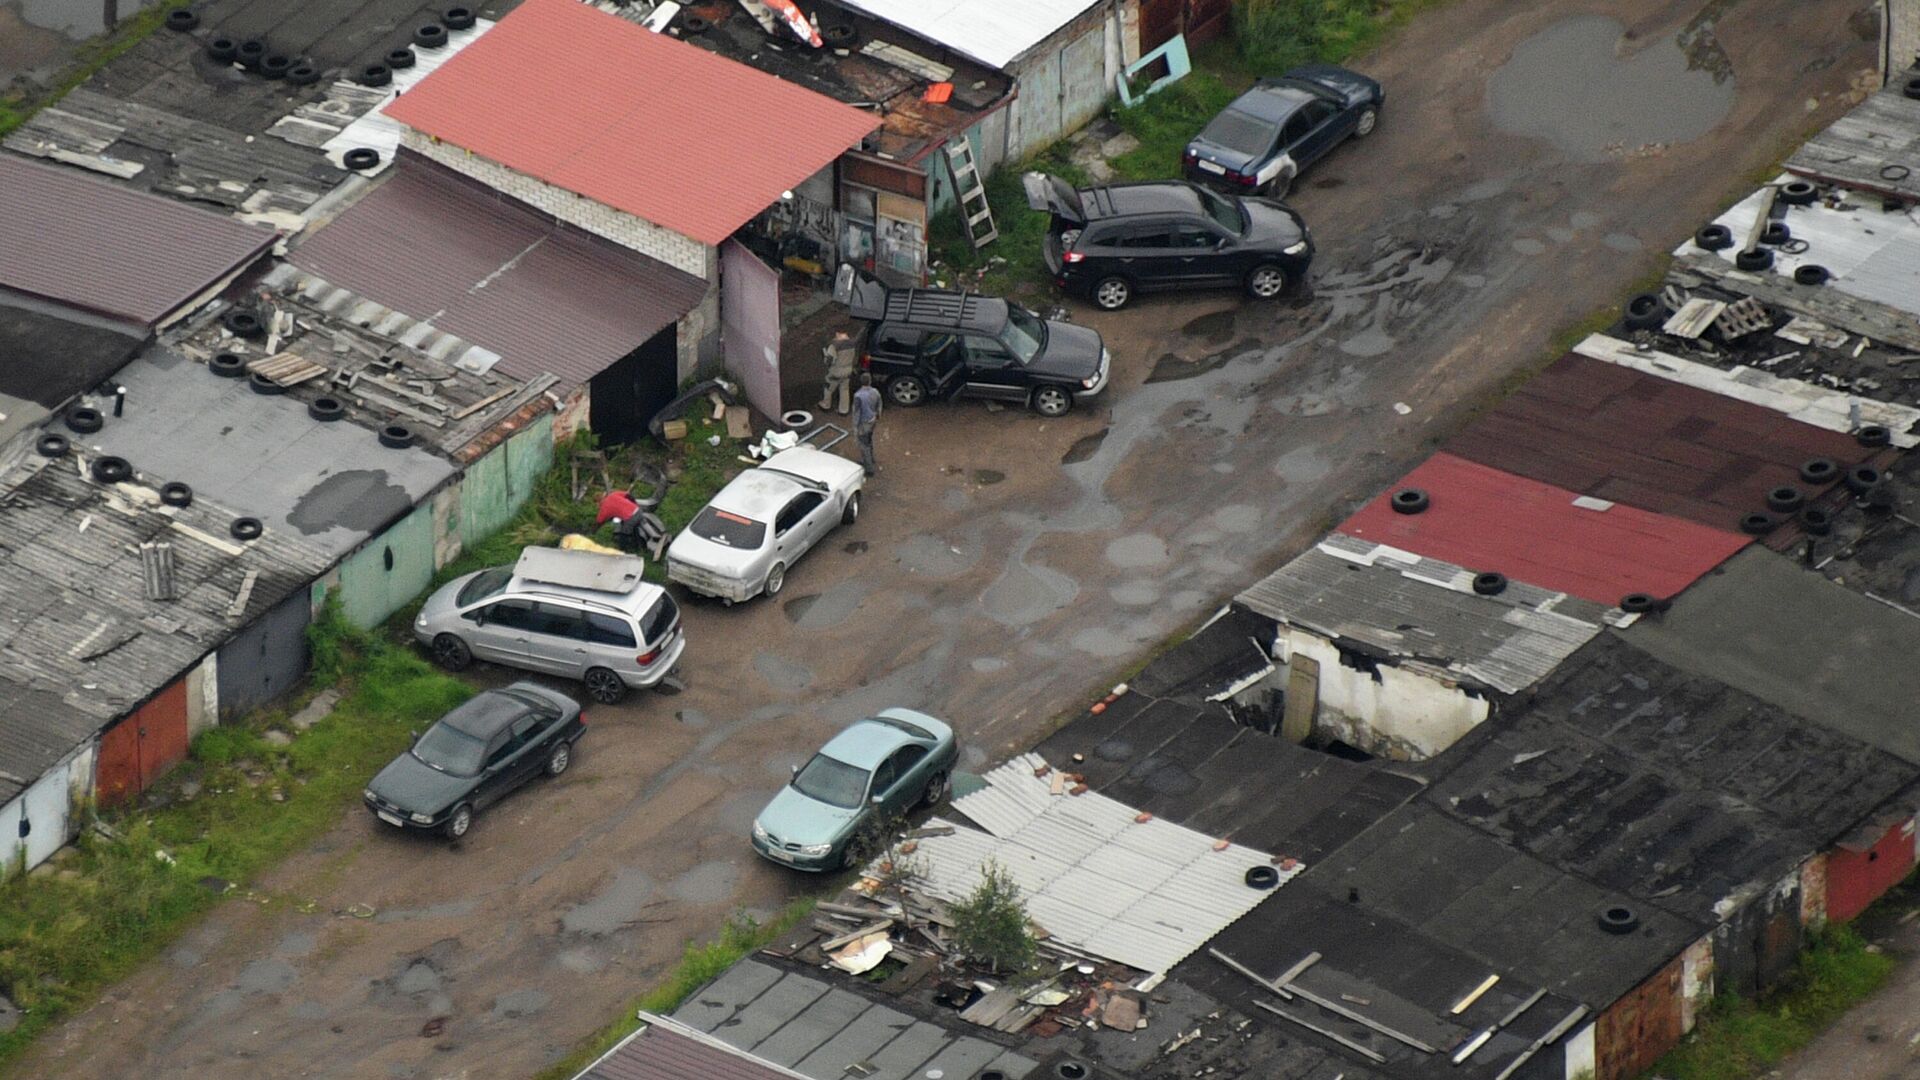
[949,860,1036,974]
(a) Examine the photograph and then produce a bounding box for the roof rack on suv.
[880,288,996,330]
[514,546,646,594]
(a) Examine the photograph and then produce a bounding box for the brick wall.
[401,129,710,278]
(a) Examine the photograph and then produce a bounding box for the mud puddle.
[1487,14,1735,162]
[1062,429,1109,464]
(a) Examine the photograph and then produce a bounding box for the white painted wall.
[1563,1021,1597,1080]
[0,747,86,876]
[1278,628,1489,760]
[1680,934,1715,1033]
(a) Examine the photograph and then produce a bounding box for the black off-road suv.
[833,268,1109,417]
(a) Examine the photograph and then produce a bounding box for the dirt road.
[12,2,1882,1076]
[1771,888,1920,1080]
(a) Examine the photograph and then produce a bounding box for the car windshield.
[1000,305,1047,364]
[456,567,512,607]
[791,753,870,809]
[411,723,486,777]
[1197,185,1247,234]
[1199,107,1273,156]
[690,506,767,549]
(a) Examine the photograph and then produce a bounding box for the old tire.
[1620,593,1661,614]
[1801,458,1840,485]
[1623,292,1666,330]
[431,633,472,671]
[1799,507,1834,535]
[681,13,711,32]
[1760,221,1791,246]
[1846,464,1884,494]
[260,54,293,79]
[66,406,104,434]
[237,39,266,68]
[1735,248,1774,272]
[1765,485,1804,513]
[1092,276,1132,311]
[343,147,381,171]
[36,433,69,458]
[1906,76,1920,101]
[1739,512,1778,535]
[385,46,415,69]
[583,667,627,705]
[1856,424,1892,448]
[1390,488,1430,514]
[92,455,132,484]
[207,36,237,61]
[1794,264,1831,286]
[378,424,415,449]
[1779,179,1818,205]
[249,372,286,395]
[1244,864,1281,890]
[231,516,264,541]
[1031,385,1073,417]
[885,374,928,407]
[763,562,787,598]
[840,492,861,526]
[414,23,448,48]
[1472,572,1507,596]
[210,352,246,377]
[308,396,345,422]
[223,308,264,338]
[161,481,194,508]
[1694,223,1734,250]
[286,62,319,86]
[1598,906,1640,935]
[445,804,472,839]
[167,8,199,32]
[921,770,948,807]
[1245,263,1290,300]
[444,6,477,30]
[546,740,572,777]
[358,63,392,87]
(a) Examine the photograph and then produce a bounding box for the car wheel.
[1355,106,1378,137]
[1093,277,1132,311]
[583,667,627,705]
[764,562,787,598]
[1263,172,1292,200]
[1246,264,1290,299]
[887,375,928,407]
[1031,385,1073,418]
[841,837,866,870]
[546,741,572,777]
[431,633,472,671]
[841,492,861,526]
[921,770,949,807]
[445,804,473,839]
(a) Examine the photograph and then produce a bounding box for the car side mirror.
[472,611,486,627]
[871,795,885,806]
[790,764,800,776]
[408,729,420,743]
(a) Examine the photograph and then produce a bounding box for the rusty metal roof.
[580,1014,807,1080]
[290,159,706,391]
[384,0,880,246]
[0,154,274,327]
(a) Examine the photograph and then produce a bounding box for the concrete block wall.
[402,130,710,279]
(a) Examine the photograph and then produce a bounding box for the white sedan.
[666,447,864,602]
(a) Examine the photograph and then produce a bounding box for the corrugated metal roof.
[1234,536,1610,695]
[835,0,1102,69]
[1445,352,1868,540]
[383,0,880,247]
[907,752,1295,974]
[1338,452,1749,605]
[0,154,275,327]
[580,1015,805,1080]
[290,160,706,391]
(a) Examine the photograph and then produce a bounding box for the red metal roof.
[1339,452,1750,605]
[1446,353,1872,545]
[583,1018,793,1080]
[384,0,880,247]
[0,155,274,327]
[291,158,706,390]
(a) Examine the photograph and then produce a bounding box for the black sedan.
[364,682,584,839]
[1183,64,1383,199]
[1027,175,1314,310]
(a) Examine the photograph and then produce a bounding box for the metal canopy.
[514,547,646,594]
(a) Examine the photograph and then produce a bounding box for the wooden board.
[725,404,753,440]
[1281,654,1319,743]
[1786,86,1920,203]
[1670,253,1920,352]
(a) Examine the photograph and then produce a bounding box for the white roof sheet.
[895,753,1298,974]
[834,0,1099,69]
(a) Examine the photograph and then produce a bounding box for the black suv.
[834,268,1109,417]
[1024,175,1314,311]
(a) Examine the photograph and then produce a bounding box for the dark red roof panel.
[1339,453,1749,604]
[584,1021,792,1080]
[291,160,705,390]
[0,155,274,327]
[384,0,880,246]
[1446,353,1870,541]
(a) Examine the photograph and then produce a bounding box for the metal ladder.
[945,136,997,249]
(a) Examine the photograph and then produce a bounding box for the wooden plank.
[1493,1005,1589,1080]
[451,386,515,420]
[1207,947,1296,1000]
[1785,87,1920,202]
[1669,254,1920,352]
[1662,297,1725,339]
[1450,974,1500,1015]
[1497,988,1548,1030]
[1253,1000,1388,1063]
[862,39,954,82]
[1281,654,1318,743]
[1741,186,1778,254]
[1287,981,1440,1054]
[1274,951,1323,988]
[227,569,259,618]
[725,404,753,440]
[820,920,893,952]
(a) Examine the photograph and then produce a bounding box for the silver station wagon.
[666,447,864,602]
[415,547,685,704]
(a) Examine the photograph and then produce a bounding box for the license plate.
[377,811,405,828]
[1197,160,1225,175]
[767,846,794,862]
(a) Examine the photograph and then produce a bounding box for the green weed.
[0,0,191,139]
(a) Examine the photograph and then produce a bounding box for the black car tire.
[1800,457,1840,485]
[1695,224,1734,251]
[886,374,928,407]
[1354,105,1378,137]
[1735,247,1774,272]
[445,804,473,839]
[1779,179,1818,205]
[431,633,472,671]
[1093,276,1132,311]
[167,8,199,31]
[161,481,194,508]
[37,433,69,458]
[92,455,133,484]
[66,406,104,434]
[444,6,477,30]
[414,23,449,48]
[546,741,572,777]
[386,46,416,69]
[841,492,861,526]
[231,516,264,541]
[921,770,949,807]
[583,667,627,705]
[286,63,319,86]
[1031,385,1073,417]
[1245,264,1290,300]
[1262,172,1292,200]
[207,36,237,61]
[358,63,392,87]
[764,562,787,598]
[260,54,293,79]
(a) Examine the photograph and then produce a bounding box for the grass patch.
[1233,0,1447,72]
[531,901,817,1080]
[0,602,470,1070]
[0,0,190,140]
[1653,921,1900,1080]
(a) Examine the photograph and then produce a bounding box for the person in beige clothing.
[819,330,856,414]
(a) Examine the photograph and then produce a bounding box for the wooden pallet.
[1713,296,1772,340]
[247,352,330,387]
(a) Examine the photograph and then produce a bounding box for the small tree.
[949,860,1036,974]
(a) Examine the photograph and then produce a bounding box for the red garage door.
[1828,817,1918,923]
[95,680,191,808]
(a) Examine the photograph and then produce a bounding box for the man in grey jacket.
[819,330,855,415]
[852,373,882,477]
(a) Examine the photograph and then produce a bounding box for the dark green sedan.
[364,682,584,839]
[751,708,958,871]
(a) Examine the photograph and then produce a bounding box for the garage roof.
[0,154,275,327]
[1339,453,1749,605]
[834,0,1101,69]
[383,0,879,246]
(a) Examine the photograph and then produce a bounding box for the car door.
[772,491,829,566]
[863,324,921,383]
[879,743,932,815]
[468,599,536,666]
[1170,220,1236,286]
[1107,220,1183,289]
[1289,98,1343,168]
[521,602,589,677]
[582,610,639,674]
[473,722,534,809]
[864,753,902,824]
[957,335,1026,401]
[915,333,969,398]
[1273,107,1316,173]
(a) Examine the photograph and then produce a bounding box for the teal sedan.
[751,709,958,872]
